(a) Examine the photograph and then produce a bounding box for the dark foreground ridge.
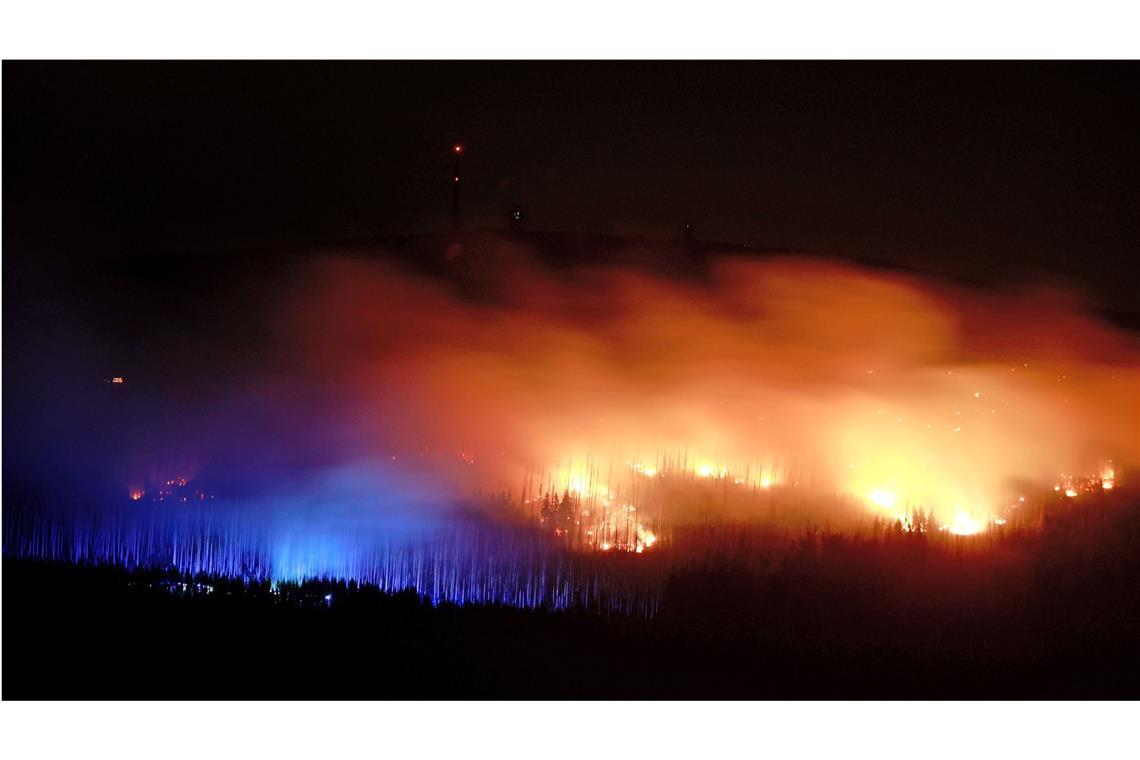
[6,549,1138,699]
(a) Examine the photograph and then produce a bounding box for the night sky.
[4,61,1139,313]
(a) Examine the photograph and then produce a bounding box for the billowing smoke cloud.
[267,241,1139,530]
[8,238,1137,538]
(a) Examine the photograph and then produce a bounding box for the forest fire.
[1055,463,1118,499]
[7,243,1136,613]
[531,466,659,553]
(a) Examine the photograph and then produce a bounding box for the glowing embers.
[629,458,778,490]
[127,476,213,504]
[547,457,786,553]
[1055,463,1118,498]
[945,511,983,536]
[864,484,990,536]
[1101,461,1116,491]
[696,463,723,479]
[635,526,658,554]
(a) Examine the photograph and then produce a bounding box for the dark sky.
[4,61,1139,312]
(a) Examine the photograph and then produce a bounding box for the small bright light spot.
[453,144,463,154]
[1065,488,1078,498]
[759,476,772,489]
[697,464,715,478]
[869,489,896,509]
[567,474,588,494]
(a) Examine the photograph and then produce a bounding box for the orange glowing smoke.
[283,244,1140,533]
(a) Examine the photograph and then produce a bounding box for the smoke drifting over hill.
[268,240,1139,529]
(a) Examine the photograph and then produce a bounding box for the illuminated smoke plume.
[277,241,1140,534]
